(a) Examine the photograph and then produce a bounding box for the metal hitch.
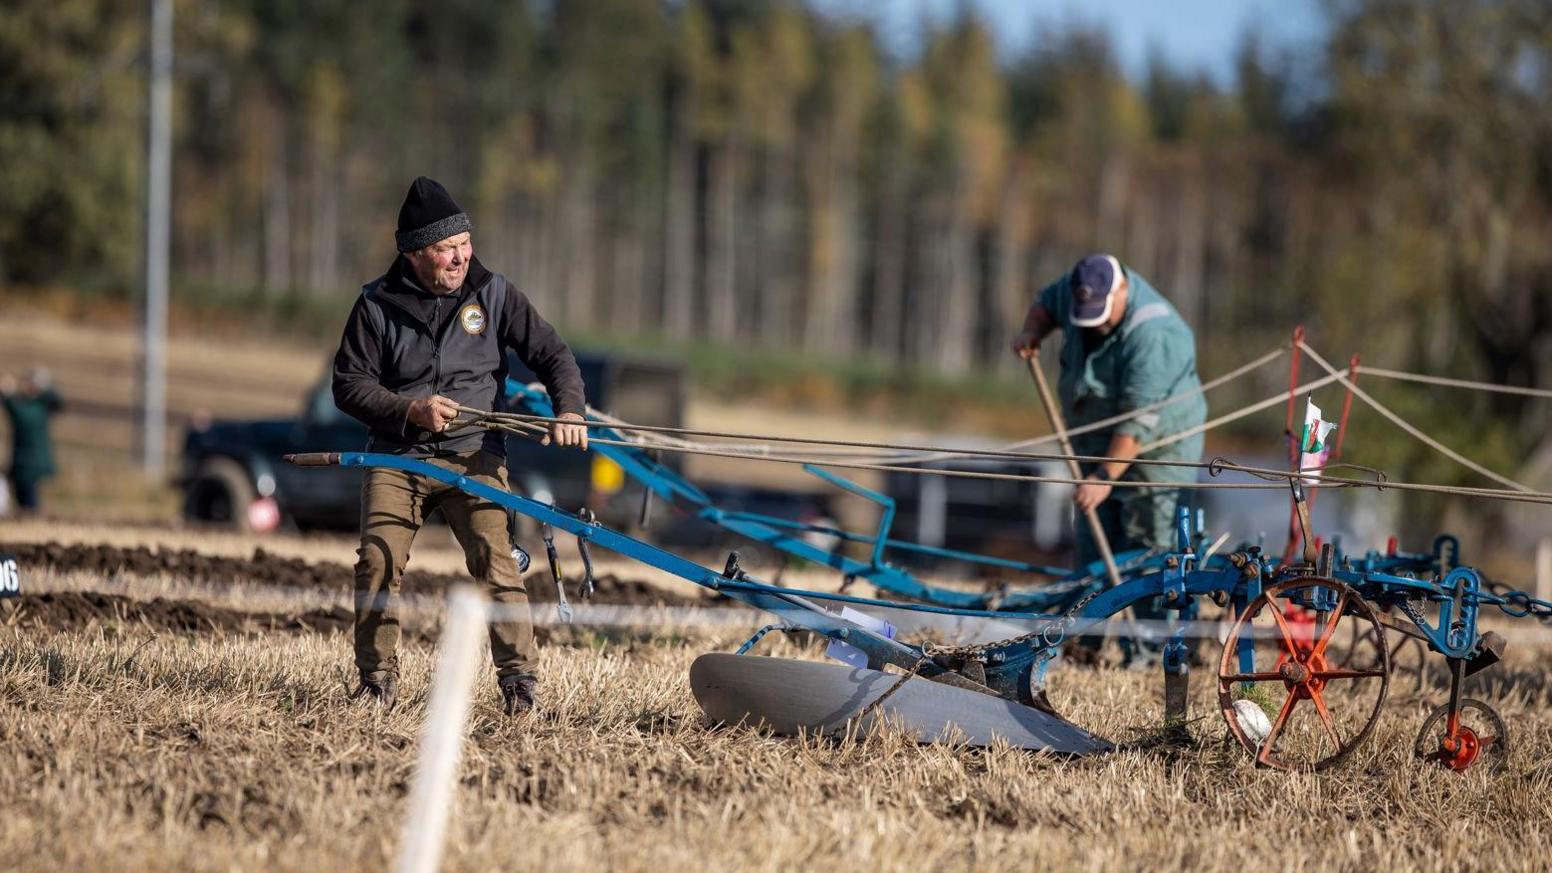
[577,508,598,599]
[541,520,572,623]
[721,551,750,582]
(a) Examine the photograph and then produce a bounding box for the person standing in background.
[1,367,64,514]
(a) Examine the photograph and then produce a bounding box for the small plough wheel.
[1217,577,1390,771]
[1414,698,1509,774]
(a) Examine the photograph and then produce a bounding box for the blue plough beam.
[504,380,1165,614]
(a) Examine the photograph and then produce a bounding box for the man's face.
[1091,280,1130,336]
[22,368,49,395]
[408,232,473,294]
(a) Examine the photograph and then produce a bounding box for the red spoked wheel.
[1218,577,1391,771]
[1414,698,1509,773]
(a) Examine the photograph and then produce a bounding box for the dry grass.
[3,573,1552,872]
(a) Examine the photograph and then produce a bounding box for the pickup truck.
[179,352,686,532]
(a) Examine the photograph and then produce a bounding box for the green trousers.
[353,451,535,681]
[1073,482,1184,564]
[1075,473,1187,660]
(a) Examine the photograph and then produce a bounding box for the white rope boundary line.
[568,344,1290,465]
[1299,342,1534,493]
[479,398,1552,504]
[1140,370,1346,454]
[1357,365,1552,399]
[1003,344,1288,450]
[24,568,756,630]
[505,341,1552,503]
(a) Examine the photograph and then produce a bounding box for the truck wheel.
[184,458,258,530]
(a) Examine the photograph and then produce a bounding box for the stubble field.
[4,304,1552,870]
[3,522,1552,873]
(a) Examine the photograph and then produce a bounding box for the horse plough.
[287,444,1552,774]
[287,328,1552,775]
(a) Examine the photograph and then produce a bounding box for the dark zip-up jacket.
[2,388,62,483]
[331,255,585,457]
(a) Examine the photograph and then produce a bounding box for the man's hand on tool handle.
[407,394,460,433]
[1073,434,1142,512]
[543,412,589,450]
[1010,329,1041,360]
[1011,300,1056,360]
[1074,477,1113,512]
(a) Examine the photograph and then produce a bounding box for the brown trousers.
[353,451,534,681]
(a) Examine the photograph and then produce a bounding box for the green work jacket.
[1038,267,1206,483]
[2,389,62,483]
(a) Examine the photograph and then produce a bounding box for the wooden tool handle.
[283,452,341,467]
[1025,357,1124,589]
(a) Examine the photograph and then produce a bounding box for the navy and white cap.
[1068,254,1124,328]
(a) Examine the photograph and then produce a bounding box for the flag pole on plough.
[1283,389,1343,565]
[1280,338,1359,565]
[1280,325,1307,565]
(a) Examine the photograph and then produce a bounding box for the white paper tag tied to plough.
[825,606,896,668]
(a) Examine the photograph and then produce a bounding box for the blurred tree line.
[3,1,1551,448]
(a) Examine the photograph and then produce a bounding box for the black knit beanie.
[395,176,471,252]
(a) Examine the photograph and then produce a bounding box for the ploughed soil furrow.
[0,540,698,608]
[0,591,362,637]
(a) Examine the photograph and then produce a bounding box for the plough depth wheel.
[1217,577,1391,771]
[1414,698,1508,773]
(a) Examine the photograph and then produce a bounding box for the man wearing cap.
[332,176,588,714]
[1011,254,1206,662]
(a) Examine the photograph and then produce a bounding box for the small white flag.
[1298,398,1337,482]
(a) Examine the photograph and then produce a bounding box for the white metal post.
[141,0,172,477]
[1536,538,1551,603]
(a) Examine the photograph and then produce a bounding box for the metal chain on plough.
[836,584,1106,737]
[925,583,1107,664]
[848,652,932,732]
[846,585,1105,732]
[1488,584,1552,623]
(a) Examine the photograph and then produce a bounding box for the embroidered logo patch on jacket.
[459,303,487,335]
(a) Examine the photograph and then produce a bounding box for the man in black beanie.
[332,176,589,715]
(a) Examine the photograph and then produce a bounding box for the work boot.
[499,674,538,716]
[351,672,399,710]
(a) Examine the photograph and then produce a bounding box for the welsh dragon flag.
[1298,397,1338,482]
